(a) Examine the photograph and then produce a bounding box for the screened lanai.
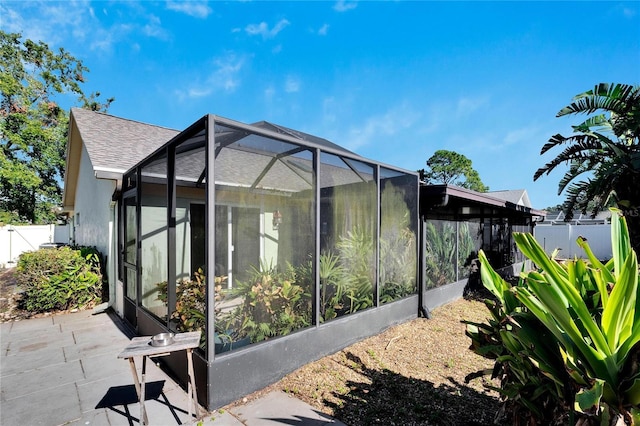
[120,114,419,408]
[420,184,545,293]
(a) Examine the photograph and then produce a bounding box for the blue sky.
[2,1,639,209]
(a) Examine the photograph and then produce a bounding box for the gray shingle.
[71,108,179,173]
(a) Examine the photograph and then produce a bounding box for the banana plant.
[465,255,570,424]
[503,209,640,424]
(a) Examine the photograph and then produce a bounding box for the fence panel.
[534,224,611,261]
[0,225,70,267]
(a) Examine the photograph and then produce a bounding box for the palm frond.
[558,83,639,117]
[572,114,611,134]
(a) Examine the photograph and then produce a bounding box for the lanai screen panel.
[139,150,169,320]
[212,123,315,353]
[379,167,418,303]
[319,152,376,321]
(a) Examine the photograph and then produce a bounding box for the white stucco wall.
[73,146,119,312]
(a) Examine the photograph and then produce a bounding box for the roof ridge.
[70,107,178,132]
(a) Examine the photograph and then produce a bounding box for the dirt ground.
[0,268,24,321]
[1,268,503,424]
[226,296,504,426]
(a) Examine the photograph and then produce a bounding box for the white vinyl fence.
[534,224,612,261]
[0,224,70,267]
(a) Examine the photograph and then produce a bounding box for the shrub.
[468,209,640,425]
[15,246,104,313]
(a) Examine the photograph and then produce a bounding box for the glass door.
[123,195,138,327]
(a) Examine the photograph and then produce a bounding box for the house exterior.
[63,108,543,409]
[63,108,179,315]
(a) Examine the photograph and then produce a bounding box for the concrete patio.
[0,309,344,426]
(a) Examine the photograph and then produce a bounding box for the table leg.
[128,357,149,426]
[186,349,198,419]
[140,356,148,425]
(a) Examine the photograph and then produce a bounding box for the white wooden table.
[117,331,201,425]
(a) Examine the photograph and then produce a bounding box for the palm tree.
[534,83,640,253]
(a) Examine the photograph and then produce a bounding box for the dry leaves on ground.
[230,297,505,426]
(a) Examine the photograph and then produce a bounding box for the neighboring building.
[63,108,544,409]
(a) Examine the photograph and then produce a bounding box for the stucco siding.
[73,146,116,254]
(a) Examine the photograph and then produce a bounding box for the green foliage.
[156,269,227,348]
[465,262,570,425]
[230,259,311,343]
[419,149,489,192]
[15,246,104,312]
[468,209,640,425]
[0,31,113,224]
[318,228,376,321]
[379,183,417,303]
[424,221,457,288]
[534,82,640,253]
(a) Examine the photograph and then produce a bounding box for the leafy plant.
[424,221,457,288]
[320,228,374,319]
[379,204,417,303]
[230,259,312,343]
[318,251,346,322]
[157,269,229,348]
[15,246,104,312]
[465,261,570,425]
[469,209,640,425]
[533,83,640,255]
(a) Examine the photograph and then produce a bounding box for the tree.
[419,149,489,192]
[533,83,640,253]
[0,31,113,224]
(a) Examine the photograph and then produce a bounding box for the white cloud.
[142,15,169,40]
[166,1,212,18]
[285,76,301,93]
[318,24,329,36]
[245,19,290,39]
[264,86,276,101]
[455,96,490,117]
[333,1,357,12]
[622,6,637,18]
[0,1,168,53]
[344,103,421,151]
[175,52,246,100]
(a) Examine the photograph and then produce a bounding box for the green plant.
[465,262,570,425]
[424,221,457,288]
[470,209,640,425]
[318,251,346,322]
[533,83,640,255]
[231,259,312,343]
[15,246,104,312]
[379,183,417,302]
[335,228,374,313]
[157,269,229,348]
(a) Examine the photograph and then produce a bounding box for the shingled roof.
[69,108,180,174]
[488,189,532,208]
[63,109,361,212]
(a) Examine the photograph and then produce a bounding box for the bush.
[467,209,640,425]
[15,246,104,313]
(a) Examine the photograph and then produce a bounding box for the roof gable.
[70,108,180,174]
[488,189,531,208]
